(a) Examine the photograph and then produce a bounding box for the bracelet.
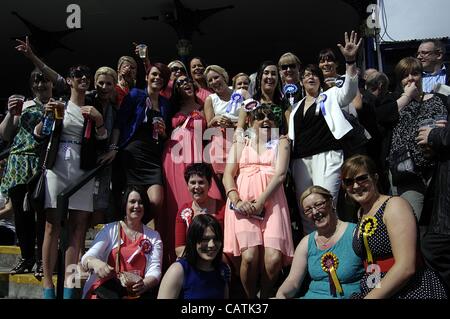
[96,123,105,130]
[345,60,356,65]
[109,143,119,151]
[226,188,238,198]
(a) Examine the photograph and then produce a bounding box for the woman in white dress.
[35,65,108,299]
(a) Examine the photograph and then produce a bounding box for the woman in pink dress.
[161,75,222,269]
[223,103,294,298]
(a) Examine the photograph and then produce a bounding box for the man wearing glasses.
[417,39,449,93]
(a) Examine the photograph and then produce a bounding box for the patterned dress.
[352,198,448,299]
[1,100,44,195]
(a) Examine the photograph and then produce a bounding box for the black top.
[292,99,340,159]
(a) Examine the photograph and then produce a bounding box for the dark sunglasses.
[280,63,297,71]
[33,73,50,83]
[254,112,276,121]
[70,68,91,79]
[176,78,193,86]
[342,174,370,187]
[171,66,185,73]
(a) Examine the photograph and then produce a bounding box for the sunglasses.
[176,78,193,86]
[254,112,276,121]
[280,63,297,71]
[342,174,370,187]
[170,66,185,73]
[304,200,328,216]
[33,73,50,83]
[70,68,91,79]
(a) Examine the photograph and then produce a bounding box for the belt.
[60,140,82,145]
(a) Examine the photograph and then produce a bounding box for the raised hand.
[15,36,34,59]
[337,31,362,62]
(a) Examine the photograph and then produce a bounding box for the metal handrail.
[55,162,108,299]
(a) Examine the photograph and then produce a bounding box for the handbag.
[389,146,418,184]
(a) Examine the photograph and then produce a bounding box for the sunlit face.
[251,109,275,130]
[417,42,441,72]
[68,70,90,92]
[176,76,195,98]
[342,170,375,205]
[147,66,164,92]
[319,57,338,79]
[301,70,320,94]
[234,75,250,90]
[261,65,278,93]
[126,191,144,222]
[401,71,422,91]
[31,73,53,101]
[302,193,332,229]
[188,174,210,204]
[196,226,221,262]
[170,63,186,81]
[95,74,115,101]
[190,58,205,81]
[279,59,300,84]
[206,70,226,93]
[119,61,137,81]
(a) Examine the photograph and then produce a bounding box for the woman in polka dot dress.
[341,155,447,299]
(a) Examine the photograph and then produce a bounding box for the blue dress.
[303,223,364,299]
[177,258,230,299]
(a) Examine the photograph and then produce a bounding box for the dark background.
[1,0,365,104]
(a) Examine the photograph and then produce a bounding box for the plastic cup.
[9,94,25,114]
[419,118,436,129]
[126,270,141,299]
[54,101,64,119]
[152,116,163,141]
[434,114,447,122]
[137,44,147,59]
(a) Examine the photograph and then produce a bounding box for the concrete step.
[0,267,57,299]
[0,246,20,269]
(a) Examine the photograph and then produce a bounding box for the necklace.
[316,220,341,249]
[122,221,141,241]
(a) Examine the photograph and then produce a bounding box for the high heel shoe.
[34,260,44,278]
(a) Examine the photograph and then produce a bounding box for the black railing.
[55,162,108,299]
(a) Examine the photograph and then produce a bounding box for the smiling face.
[188,174,211,204]
[342,169,377,206]
[261,65,278,93]
[95,74,115,101]
[279,59,300,84]
[251,108,275,130]
[190,58,205,82]
[319,57,338,79]
[196,226,222,262]
[302,193,333,229]
[170,62,186,81]
[68,67,91,92]
[31,72,53,102]
[119,60,137,82]
[126,191,144,222]
[417,42,441,73]
[234,75,250,90]
[176,75,195,98]
[147,66,164,92]
[206,70,227,93]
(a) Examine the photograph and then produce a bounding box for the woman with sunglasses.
[278,52,304,106]
[34,65,108,298]
[342,154,447,299]
[158,214,229,299]
[204,65,250,177]
[161,75,222,267]
[276,185,364,299]
[287,31,361,235]
[159,60,188,99]
[0,69,53,278]
[223,104,294,298]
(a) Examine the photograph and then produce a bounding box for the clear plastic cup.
[54,101,65,120]
[152,116,163,141]
[9,94,26,114]
[137,44,147,59]
[418,118,436,129]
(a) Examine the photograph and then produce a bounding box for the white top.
[210,89,244,122]
[288,72,358,144]
[81,222,163,298]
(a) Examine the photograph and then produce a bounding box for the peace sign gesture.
[15,36,34,59]
[337,31,362,62]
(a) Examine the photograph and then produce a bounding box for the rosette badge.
[243,99,260,112]
[359,216,378,265]
[321,252,343,296]
[181,208,194,228]
[316,93,328,116]
[127,237,153,264]
[283,84,298,95]
[226,92,243,113]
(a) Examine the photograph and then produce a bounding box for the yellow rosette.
[321,252,343,296]
[359,216,378,264]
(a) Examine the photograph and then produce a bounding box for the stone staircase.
[0,225,101,299]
